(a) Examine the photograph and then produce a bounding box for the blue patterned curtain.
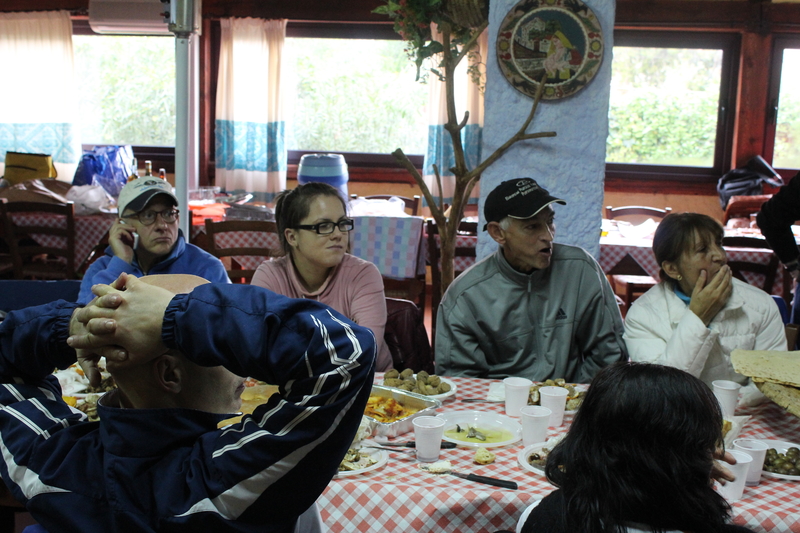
[0,11,80,181]
[215,18,287,203]
[423,28,486,209]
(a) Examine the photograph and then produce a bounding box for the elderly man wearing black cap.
[435,178,627,383]
[77,178,230,303]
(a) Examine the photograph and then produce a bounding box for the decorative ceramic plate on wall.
[496,0,604,100]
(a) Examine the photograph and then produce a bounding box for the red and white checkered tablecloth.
[319,375,800,533]
[599,235,790,298]
[429,234,478,272]
[11,213,116,268]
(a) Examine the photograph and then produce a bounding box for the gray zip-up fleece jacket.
[435,244,627,383]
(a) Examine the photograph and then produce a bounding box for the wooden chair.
[0,200,13,279]
[384,297,434,373]
[77,229,110,277]
[722,235,790,306]
[203,219,283,283]
[427,219,478,346]
[0,200,78,280]
[605,205,673,313]
[351,194,421,216]
[723,195,772,224]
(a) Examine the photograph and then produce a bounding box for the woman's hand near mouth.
[689,265,733,326]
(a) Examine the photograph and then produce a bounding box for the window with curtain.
[0,11,81,180]
[606,31,738,183]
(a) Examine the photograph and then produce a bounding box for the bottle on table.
[159,168,167,180]
[127,157,140,182]
[144,160,154,177]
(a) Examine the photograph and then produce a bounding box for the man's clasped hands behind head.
[0,273,375,533]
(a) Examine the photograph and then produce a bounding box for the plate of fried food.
[381,369,457,402]
[528,379,586,414]
[518,435,565,476]
[336,441,389,477]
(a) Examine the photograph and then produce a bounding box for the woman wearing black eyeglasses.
[251,182,393,371]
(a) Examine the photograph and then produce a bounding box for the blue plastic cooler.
[297,153,349,199]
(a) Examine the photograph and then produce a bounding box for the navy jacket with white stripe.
[0,284,376,532]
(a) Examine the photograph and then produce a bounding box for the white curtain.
[0,11,80,182]
[422,28,487,209]
[215,18,287,202]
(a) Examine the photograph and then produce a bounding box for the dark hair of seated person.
[525,362,740,533]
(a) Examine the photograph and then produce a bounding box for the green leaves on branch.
[373,0,481,81]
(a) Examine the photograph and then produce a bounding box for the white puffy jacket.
[624,278,787,406]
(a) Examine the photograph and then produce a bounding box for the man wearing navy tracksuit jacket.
[0,276,376,532]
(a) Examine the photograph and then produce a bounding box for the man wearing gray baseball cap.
[78,178,230,303]
[435,178,627,383]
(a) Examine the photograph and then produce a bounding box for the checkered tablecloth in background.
[319,375,800,533]
[11,213,116,268]
[599,235,790,298]
[348,216,425,279]
[192,215,426,278]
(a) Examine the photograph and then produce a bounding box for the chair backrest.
[722,236,791,305]
[605,205,672,223]
[77,229,110,277]
[203,219,283,283]
[358,195,421,216]
[427,219,478,346]
[0,280,82,315]
[0,200,77,280]
[384,297,434,373]
[723,194,772,224]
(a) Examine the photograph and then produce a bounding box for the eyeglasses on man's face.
[124,208,180,226]
[295,218,354,235]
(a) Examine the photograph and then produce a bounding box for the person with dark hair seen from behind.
[519,362,753,533]
[756,172,800,325]
[251,182,393,370]
[625,212,786,406]
[0,273,375,532]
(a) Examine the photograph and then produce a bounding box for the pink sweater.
[251,254,392,371]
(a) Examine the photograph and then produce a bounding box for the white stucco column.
[478,0,616,259]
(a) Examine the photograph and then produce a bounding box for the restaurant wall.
[479,0,615,260]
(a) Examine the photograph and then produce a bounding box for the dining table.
[319,374,800,533]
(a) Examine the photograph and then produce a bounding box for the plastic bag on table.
[72,145,134,199]
[66,185,115,215]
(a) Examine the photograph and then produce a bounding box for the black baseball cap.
[483,178,566,230]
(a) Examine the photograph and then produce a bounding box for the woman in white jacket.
[624,213,786,406]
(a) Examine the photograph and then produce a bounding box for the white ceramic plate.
[761,440,800,481]
[380,375,457,402]
[335,443,388,477]
[438,411,521,448]
[518,442,548,475]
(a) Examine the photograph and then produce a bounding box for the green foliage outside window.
[606,46,721,167]
[285,38,429,155]
[73,35,176,146]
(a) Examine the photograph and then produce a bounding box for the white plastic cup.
[520,405,552,447]
[412,416,446,463]
[504,377,533,417]
[539,386,570,427]
[733,438,769,486]
[712,380,741,418]
[717,450,753,502]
